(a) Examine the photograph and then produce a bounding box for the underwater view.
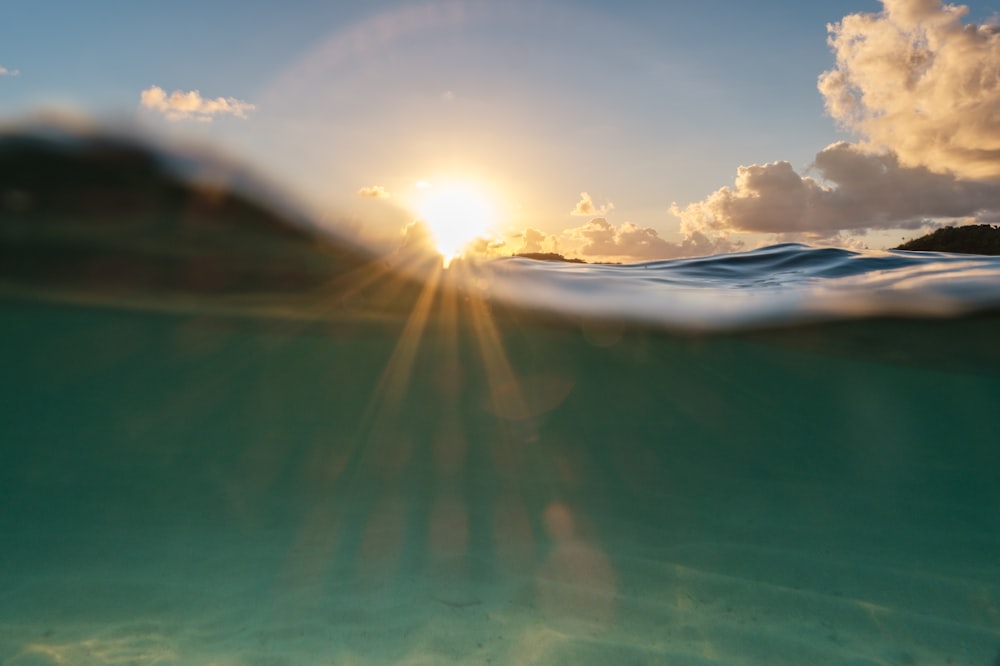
[5,0,1000,663]
[1,128,1000,665]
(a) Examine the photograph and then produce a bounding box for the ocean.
[1,129,999,665]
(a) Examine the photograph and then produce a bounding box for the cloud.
[570,191,613,216]
[139,85,255,122]
[504,222,735,262]
[466,236,508,257]
[357,185,390,199]
[672,141,1000,240]
[819,0,1000,179]
[566,217,739,261]
[400,219,434,249]
[512,227,560,254]
[0,66,18,77]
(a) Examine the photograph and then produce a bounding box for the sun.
[414,180,498,266]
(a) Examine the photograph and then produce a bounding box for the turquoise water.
[2,128,1000,664]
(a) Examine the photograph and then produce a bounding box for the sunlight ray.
[370,264,443,412]
[459,263,532,430]
[275,260,444,595]
[430,273,467,480]
[327,259,443,495]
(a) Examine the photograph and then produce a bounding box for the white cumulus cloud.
[140,85,255,122]
[819,0,1000,179]
[0,66,19,77]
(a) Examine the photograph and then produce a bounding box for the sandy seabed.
[3,470,998,665]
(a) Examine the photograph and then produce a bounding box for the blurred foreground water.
[1,127,999,665]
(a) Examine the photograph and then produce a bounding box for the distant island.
[894,224,1000,254]
[514,252,587,263]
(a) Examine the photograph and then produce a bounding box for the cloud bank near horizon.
[565,218,738,261]
[673,141,1000,241]
[140,86,255,122]
[507,218,738,263]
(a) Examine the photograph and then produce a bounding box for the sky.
[4,0,1000,262]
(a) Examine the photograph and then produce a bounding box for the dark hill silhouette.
[894,224,1000,255]
[0,126,385,299]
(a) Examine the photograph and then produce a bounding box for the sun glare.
[415,181,498,266]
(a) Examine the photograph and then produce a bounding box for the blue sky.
[4,0,1000,261]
